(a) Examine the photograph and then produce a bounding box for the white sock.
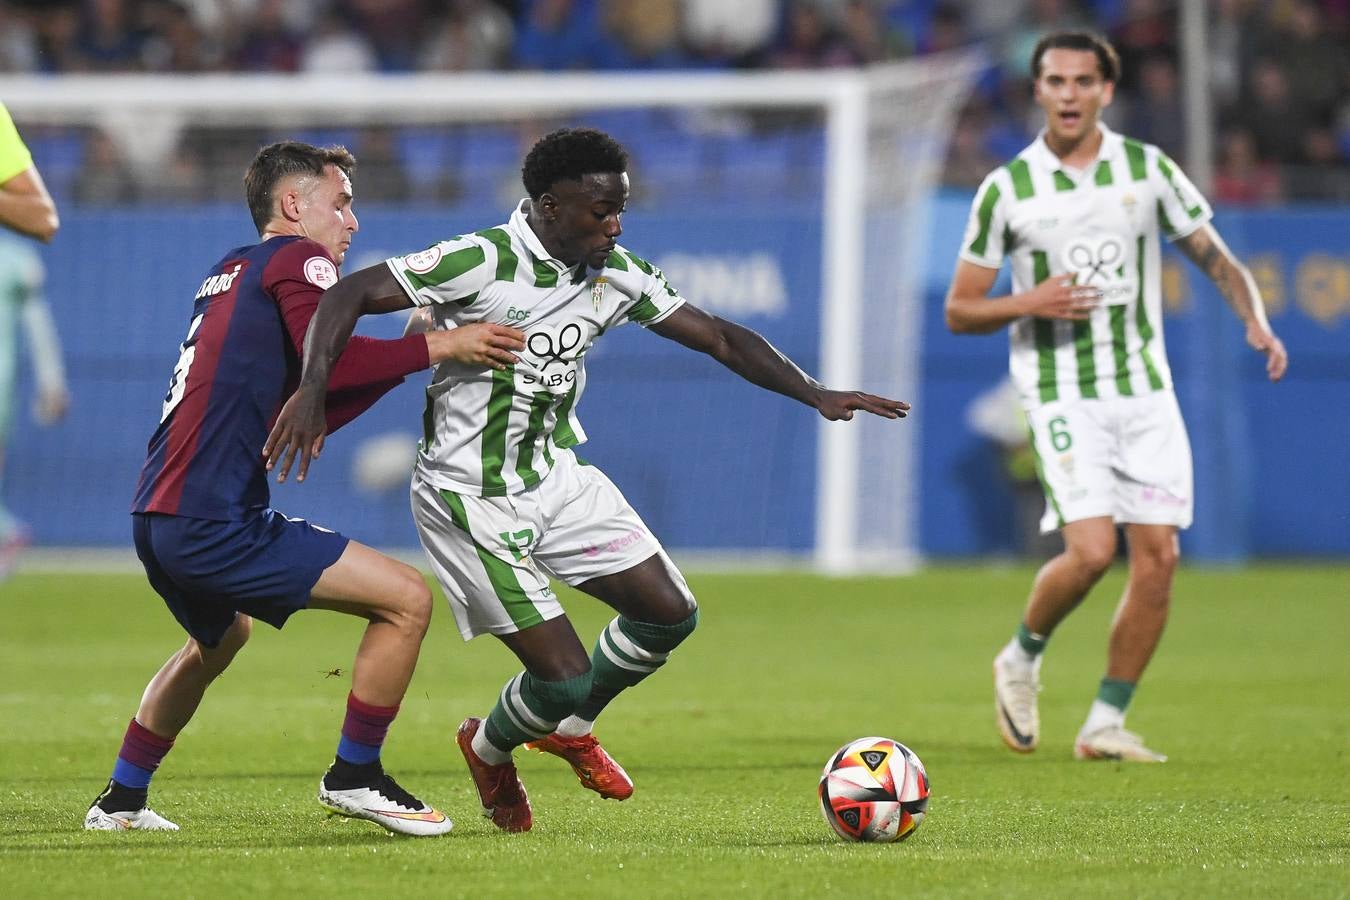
[999,638,1039,669]
[471,725,512,765]
[1081,699,1125,736]
[554,715,594,739]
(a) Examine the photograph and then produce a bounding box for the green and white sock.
[573,610,699,723]
[1082,678,1135,734]
[480,670,593,759]
[1001,622,1048,667]
[1016,622,1048,658]
[554,714,594,739]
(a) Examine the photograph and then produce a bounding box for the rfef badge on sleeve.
[590,276,607,312]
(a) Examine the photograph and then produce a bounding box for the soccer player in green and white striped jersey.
[266,128,909,830]
[946,33,1287,763]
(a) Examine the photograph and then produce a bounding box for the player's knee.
[387,564,433,638]
[648,579,698,626]
[187,616,249,677]
[671,584,698,622]
[1069,539,1116,579]
[1135,539,1180,580]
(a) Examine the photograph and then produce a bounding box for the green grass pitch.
[2,565,1346,898]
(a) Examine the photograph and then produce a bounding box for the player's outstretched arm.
[648,303,909,421]
[1175,223,1288,382]
[945,259,1102,334]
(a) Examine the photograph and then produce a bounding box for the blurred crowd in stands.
[1,0,1346,205]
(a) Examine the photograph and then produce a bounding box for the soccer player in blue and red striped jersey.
[83,141,525,836]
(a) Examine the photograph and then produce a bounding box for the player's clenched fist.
[1022,276,1103,320]
[425,323,526,370]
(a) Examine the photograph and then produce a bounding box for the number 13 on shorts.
[500,529,535,562]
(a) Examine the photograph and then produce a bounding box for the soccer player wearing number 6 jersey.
[946,33,1288,763]
[265,127,909,832]
[84,141,525,836]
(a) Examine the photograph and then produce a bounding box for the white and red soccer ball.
[819,736,930,843]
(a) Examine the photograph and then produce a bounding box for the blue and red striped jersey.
[133,236,428,520]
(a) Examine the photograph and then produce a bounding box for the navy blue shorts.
[132,510,350,648]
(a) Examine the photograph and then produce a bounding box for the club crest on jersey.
[404,246,443,274]
[304,256,338,289]
[590,276,607,311]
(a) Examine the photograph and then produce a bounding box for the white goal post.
[0,52,984,574]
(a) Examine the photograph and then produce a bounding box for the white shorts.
[410,449,664,640]
[1026,391,1193,534]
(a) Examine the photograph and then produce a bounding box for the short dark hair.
[521,128,628,200]
[243,141,356,234]
[1030,31,1121,83]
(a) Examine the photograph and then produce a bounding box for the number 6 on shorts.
[1047,416,1072,452]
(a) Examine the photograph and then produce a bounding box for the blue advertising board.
[4,204,822,552]
[5,197,1347,558]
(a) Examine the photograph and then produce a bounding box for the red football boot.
[526,732,634,801]
[456,718,532,832]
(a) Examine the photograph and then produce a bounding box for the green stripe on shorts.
[1026,426,1064,530]
[437,489,544,632]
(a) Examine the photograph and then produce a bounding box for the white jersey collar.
[1026,122,1124,174]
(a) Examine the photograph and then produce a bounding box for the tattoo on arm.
[1179,229,1222,278]
[1178,227,1258,323]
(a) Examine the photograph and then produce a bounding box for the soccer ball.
[818,736,930,843]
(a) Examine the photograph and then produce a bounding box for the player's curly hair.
[521,128,629,200]
[1030,31,1121,83]
[244,141,356,234]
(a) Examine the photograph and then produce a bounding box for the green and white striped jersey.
[960,123,1211,408]
[385,200,686,497]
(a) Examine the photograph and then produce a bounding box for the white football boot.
[993,650,1042,752]
[318,769,453,837]
[83,804,180,831]
[1074,726,1167,763]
